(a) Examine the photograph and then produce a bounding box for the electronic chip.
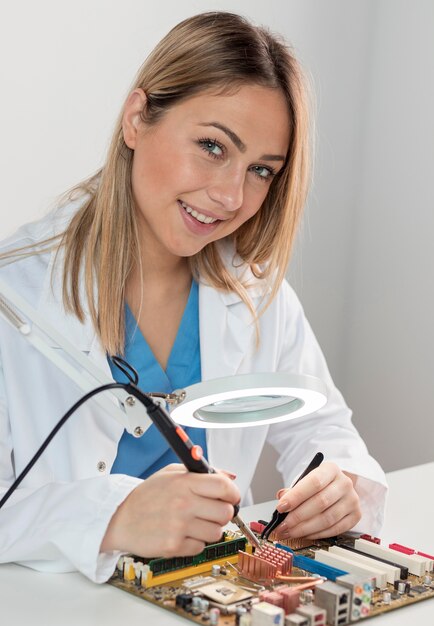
[411,585,428,594]
[197,581,253,605]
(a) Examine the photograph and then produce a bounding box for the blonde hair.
[5,12,311,355]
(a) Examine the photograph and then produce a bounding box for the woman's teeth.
[180,201,218,224]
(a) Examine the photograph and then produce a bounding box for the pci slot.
[328,546,399,584]
[354,539,427,576]
[315,549,387,588]
[340,544,408,579]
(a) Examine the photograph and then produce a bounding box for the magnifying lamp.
[0,276,328,541]
[0,277,327,433]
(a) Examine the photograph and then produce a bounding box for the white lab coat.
[0,206,387,582]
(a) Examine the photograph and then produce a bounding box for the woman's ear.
[122,88,147,149]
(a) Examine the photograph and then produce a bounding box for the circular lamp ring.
[170,372,327,428]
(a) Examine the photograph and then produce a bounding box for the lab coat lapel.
[199,282,256,380]
[37,249,122,441]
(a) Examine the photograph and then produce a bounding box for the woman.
[0,12,387,583]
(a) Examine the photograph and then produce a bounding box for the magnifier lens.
[200,395,291,413]
[194,395,303,424]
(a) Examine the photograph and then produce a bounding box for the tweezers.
[260,452,324,541]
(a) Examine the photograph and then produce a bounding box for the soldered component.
[359,534,381,544]
[285,614,309,626]
[395,580,410,594]
[295,604,327,626]
[275,544,348,582]
[314,581,351,626]
[251,601,285,626]
[329,545,399,585]
[238,545,292,581]
[196,580,253,605]
[354,539,427,576]
[382,591,392,604]
[339,543,409,579]
[335,574,372,620]
[259,586,300,615]
[315,548,387,588]
[389,543,434,572]
[175,593,193,610]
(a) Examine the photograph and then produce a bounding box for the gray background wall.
[1,1,432,501]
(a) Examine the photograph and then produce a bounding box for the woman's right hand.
[100,464,240,558]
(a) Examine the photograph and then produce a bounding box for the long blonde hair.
[6,12,311,355]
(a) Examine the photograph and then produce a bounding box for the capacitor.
[211,564,221,576]
[397,582,406,595]
[424,575,432,586]
[175,593,193,610]
[210,607,220,625]
[192,596,202,615]
[300,589,314,604]
[200,599,210,612]
[236,606,247,625]
[383,591,392,604]
[116,556,125,571]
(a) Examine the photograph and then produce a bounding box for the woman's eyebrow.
[198,121,246,152]
[198,121,285,161]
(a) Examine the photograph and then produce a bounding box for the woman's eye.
[198,138,224,159]
[251,165,276,181]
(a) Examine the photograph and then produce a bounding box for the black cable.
[109,356,139,385]
[0,383,130,509]
[0,358,212,510]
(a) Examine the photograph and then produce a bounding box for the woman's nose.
[207,170,245,212]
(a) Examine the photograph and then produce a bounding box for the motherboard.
[108,523,434,625]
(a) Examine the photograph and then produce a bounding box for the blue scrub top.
[108,280,207,479]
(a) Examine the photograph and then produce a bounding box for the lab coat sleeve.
[265,281,388,534]
[0,357,142,582]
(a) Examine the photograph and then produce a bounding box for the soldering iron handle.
[126,384,215,474]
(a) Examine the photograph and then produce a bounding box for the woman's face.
[123,84,291,261]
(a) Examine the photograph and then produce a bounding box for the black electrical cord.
[0,356,212,510]
[0,383,129,509]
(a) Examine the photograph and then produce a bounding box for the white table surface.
[1,463,433,625]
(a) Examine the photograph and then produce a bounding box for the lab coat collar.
[37,242,269,380]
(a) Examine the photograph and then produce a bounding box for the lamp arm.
[0,277,151,436]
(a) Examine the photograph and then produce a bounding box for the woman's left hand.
[273,462,362,540]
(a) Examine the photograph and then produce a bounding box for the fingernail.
[277,499,289,512]
[220,469,237,480]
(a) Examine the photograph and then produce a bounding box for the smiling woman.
[0,11,387,583]
[122,85,290,259]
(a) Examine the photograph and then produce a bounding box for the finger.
[189,472,240,504]
[215,468,237,480]
[276,463,339,512]
[159,536,206,558]
[275,493,361,539]
[187,518,227,545]
[161,463,187,474]
[279,479,344,529]
[195,498,235,526]
[179,538,207,556]
[304,511,362,540]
